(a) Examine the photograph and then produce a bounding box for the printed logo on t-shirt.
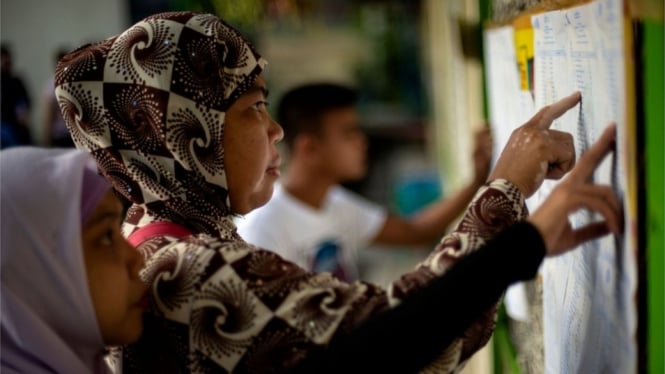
[311,239,349,281]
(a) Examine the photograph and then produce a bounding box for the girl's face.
[223,76,284,214]
[81,190,147,345]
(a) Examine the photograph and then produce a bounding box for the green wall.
[644,19,664,374]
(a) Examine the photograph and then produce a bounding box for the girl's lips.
[136,292,149,310]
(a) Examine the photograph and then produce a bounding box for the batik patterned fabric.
[55,11,528,373]
[55,11,262,238]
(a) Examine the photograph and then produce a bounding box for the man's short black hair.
[277,83,358,150]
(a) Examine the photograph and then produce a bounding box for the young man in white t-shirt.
[237,83,492,281]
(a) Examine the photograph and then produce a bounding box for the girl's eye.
[100,230,114,246]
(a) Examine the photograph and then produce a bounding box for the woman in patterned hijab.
[54,11,614,373]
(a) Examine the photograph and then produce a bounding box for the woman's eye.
[251,101,268,111]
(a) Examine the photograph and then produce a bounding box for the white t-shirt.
[236,184,387,281]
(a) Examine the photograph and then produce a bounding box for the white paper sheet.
[484,26,535,322]
[483,3,637,368]
[529,0,638,372]
[484,26,523,163]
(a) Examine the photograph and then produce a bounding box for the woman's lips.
[266,166,281,177]
[267,156,281,177]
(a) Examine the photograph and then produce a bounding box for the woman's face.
[81,190,147,345]
[223,76,284,214]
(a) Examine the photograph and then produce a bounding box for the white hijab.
[1,147,111,374]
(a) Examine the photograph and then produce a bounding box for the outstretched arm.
[291,221,546,374]
[386,92,584,370]
[373,127,493,246]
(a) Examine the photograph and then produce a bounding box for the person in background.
[0,147,147,374]
[54,12,616,373]
[42,48,74,147]
[237,83,492,281]
[1,44,32,148]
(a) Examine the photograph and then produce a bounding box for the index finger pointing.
[534,91,582,130]
[569,124,617,182]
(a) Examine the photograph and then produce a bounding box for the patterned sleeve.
[122,179,527,374]
[389,179,528,372]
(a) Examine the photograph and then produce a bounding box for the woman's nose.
[270,117,284,144]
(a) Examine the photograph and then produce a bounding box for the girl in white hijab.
[1,147,147,374]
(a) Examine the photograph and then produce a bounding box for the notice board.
[483,0,641,372]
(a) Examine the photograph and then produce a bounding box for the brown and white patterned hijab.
[55,11,266,238]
